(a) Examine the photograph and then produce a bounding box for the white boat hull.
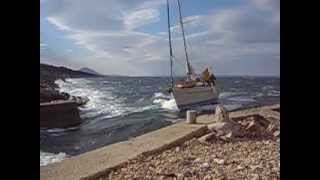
[171,85,219,110]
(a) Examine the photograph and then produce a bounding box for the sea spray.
[40,151,67,166]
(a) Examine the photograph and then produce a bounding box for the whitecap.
[223,104,243,111]
[262,85,274,91]
[219,92,240,98]
[228,97,256,102]
[55,78,132,119]
[255,93,264,97]
[153,92,171,99]
[267,90,280,97]
[153,98,178,111]
[40,151,67,166]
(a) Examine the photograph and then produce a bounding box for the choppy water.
[40,76,280,166]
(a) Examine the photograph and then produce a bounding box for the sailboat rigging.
[166,0,219,110]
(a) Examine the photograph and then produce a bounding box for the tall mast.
[166,0,174,88]
[177,0,192,78]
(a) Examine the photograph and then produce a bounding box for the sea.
[40,76,280,166]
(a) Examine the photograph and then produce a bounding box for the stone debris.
[273,130,280,137]
[99,107,279,180]
[213,158,225,165]
[214,104,229,122]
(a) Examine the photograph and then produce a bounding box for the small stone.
[236,165,245,170]
[193,158,201,163]
[273,130,280,137]
[249,165,261,171]
[203,174,213,180]
[214,167,224,177]
[177,173,184,180]
[214,158,225,165]
[201,162,210,168]
[250,173,260,180]
[198,132,216,142]
[225,131,233,138]
[175,146,180,152]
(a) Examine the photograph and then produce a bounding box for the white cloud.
[41,0,280,76]
[124,8,160,30]
[47,16,72,31]
[40,43,47,47]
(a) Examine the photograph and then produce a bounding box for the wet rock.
[40,86,70,103]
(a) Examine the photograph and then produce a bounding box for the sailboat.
[166,0,219,110]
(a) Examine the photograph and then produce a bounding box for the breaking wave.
[152,92,178,111]
[40,151,67,166]
[55,79,157,119]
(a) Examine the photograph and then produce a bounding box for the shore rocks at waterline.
[40,85,70,103]
[40,64,99,128]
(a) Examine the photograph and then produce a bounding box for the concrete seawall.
[40,104,279,180]
[40,100,81,128]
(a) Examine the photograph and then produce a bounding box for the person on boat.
[201,67,216,86]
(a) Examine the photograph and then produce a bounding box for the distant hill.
[40,64,100,87]
[79,67,102,76]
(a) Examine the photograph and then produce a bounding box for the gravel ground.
[102,111,280,180]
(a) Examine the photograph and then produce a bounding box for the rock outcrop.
[40,63,100,128]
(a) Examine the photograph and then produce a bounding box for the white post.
[186,110,197,124]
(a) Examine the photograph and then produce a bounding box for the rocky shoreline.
[40,64,100,128]
[40,63,100,103]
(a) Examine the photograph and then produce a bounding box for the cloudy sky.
[40,0,279,76]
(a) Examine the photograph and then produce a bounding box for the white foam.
[255,93,264,97]
[228,97,256,102]
[262,85,274,91]
[153,92,170,99]
[40,151,67,166]
[219,92,240,98]
[56,78,162,120]
[153,98,178,111]
[55,79,132,119]
[223,104,242,111]
[267,90,280,97]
